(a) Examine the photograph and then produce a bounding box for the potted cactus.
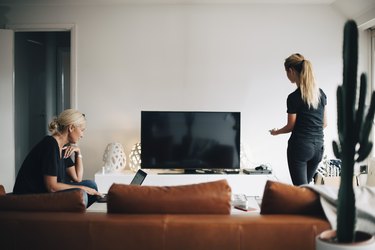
[316,20,375,249]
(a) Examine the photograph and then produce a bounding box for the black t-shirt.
[13,136,74,194]
[287,88,327,140]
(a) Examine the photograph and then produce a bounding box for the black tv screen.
[140,111,240,170]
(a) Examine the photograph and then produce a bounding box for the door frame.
[0,29,15,191]
[6,23,78,108]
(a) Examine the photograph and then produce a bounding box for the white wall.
[1,3,353,185]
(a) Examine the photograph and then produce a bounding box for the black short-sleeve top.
[287,88,327,140]
[13,136,74,194]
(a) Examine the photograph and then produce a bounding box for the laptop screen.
[130,169,147,185]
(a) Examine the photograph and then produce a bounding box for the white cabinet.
[95,169,277,196]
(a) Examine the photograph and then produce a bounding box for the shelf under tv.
[155,169,241,175]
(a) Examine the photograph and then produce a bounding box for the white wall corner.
[356,8,375,31]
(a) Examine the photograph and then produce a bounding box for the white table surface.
[86,196,260,215]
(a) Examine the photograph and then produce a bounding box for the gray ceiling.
[0,0,374,20]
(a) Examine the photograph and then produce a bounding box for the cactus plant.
[332,20,375,243]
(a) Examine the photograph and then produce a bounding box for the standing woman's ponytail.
[300,59,320,109]
[285,54,320,109]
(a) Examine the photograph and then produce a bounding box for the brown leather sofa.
[0,180,330,250]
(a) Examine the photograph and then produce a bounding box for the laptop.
[130,169,147,185]
[97,169,147,203]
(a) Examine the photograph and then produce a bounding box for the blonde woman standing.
[13,109,100,207]
[270,53,327,185]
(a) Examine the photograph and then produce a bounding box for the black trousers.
[287,137,324,186]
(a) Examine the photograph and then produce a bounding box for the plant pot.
[316,230,375,250]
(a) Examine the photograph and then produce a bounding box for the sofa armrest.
[0,189,86,212]
[260,180,324,216]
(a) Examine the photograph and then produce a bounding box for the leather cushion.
[107,179,231,214]
[0,189,86,212]
[260,180,324,216]
[0,185,5,196]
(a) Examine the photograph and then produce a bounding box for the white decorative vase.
[129,142,141,172]
[316,230,375,250]
[240,143,252,168]
[102,142,126,173]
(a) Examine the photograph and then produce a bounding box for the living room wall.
[1,2,370,188]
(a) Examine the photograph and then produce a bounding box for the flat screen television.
[140,111,240,172]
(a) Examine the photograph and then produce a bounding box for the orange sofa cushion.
[107,179,232,214]
[0,185,5,196]
[260,180,324,216]
[0,189,86,212]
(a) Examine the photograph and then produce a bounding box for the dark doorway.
[14,31,71,174]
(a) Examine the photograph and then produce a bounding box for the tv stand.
[95,169,277,196]
[223,169,241,174]
[156,169,241,175]
[184,169,228,174]
[187,169,207,174]
[151,169,218,175]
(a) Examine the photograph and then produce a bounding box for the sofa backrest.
[107,179,232,214]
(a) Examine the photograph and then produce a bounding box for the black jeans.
[287,137,324,186]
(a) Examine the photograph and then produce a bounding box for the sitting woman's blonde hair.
[48,109,86,134]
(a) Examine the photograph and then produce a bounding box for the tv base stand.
[174,169,241,175]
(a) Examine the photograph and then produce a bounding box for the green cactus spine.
[332,20,375,242]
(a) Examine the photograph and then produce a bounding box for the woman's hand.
[62,144,81,159]
[269,128,278,136]
[270,114,296,136]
